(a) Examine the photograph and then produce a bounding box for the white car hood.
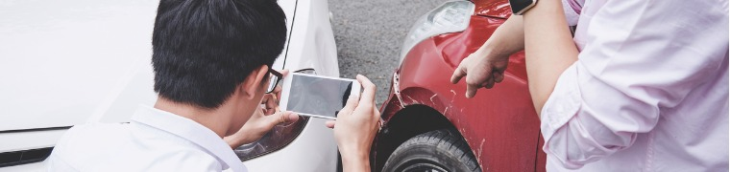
[0,0,296,131]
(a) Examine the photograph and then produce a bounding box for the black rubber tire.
[382,129,481,172]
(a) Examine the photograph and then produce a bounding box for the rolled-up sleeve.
[542,0,728,169]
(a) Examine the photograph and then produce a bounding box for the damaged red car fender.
[376,13,547,171]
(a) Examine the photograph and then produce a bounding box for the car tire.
[382,129,481,172]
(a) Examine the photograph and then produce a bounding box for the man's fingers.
[450,66,467,84]
[356,74,376,107]
[340,95,360,115]
[273,85,283,95]
[287,113,299,124]
[271,69,289,99]
[465,74,488,99]
[465,84,478,98]
[269,111,298,126]
[485,77,495,89]
[325,120,336,128]
[494,72,504,83]
[274,111,293,124]
[264,95,278,110]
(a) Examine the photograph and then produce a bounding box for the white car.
[0,0,340,171]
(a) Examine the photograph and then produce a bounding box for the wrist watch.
[509,0,538,15]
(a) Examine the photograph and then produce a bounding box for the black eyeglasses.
[266,68,283,94]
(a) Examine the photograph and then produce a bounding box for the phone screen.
[286,74,354,118]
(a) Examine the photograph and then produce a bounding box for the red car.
[373,0,546,171]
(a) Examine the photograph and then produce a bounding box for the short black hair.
[152,0,287,108]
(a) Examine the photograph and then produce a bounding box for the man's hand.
[450,49,510,98]
[325,75,380,172]
[224,70,299,149]
[450,16,525,98]
[260,70,288,115]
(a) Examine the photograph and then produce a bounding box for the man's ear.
[240,65,269,99]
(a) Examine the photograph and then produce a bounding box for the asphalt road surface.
[331,0,447,107]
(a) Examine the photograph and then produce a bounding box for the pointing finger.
[451,66,467,84]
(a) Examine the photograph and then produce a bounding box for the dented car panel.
[378,8,547,172]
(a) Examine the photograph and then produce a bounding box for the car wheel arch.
[373,104,480,172]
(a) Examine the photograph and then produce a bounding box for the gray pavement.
[330,0,446,107]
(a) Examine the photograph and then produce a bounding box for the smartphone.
[280,73,361,119]
[509,0,537,15]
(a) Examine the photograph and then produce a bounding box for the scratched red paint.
[377,0,547,171]
[474,0,513,18]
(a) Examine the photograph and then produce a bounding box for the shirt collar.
[131,105,246,172]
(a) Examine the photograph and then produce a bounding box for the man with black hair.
[46,0,380,171]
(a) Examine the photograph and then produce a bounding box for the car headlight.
[399,0,475,64]
[234,69,317,161]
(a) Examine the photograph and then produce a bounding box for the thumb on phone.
[325,95,360,128]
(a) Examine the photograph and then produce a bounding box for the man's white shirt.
[46,105,247,172]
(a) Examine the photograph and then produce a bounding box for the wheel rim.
[401,161,448,172]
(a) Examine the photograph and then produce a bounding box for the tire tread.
[382,129,481,172]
